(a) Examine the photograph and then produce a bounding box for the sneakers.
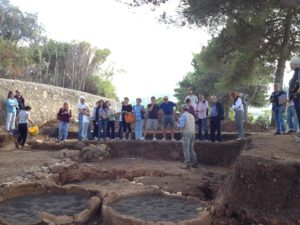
[191,164,199,168]
[152,137,157,141]
[139,137,144,141]
[236,138,243,141]
[171,138,176,141]
[180,165,191,170]
[15,141,19,149]
[273,132,282,135]
[161,138,166,141]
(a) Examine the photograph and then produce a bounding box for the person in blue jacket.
[5,91,19,132]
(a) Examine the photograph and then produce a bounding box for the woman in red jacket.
[57,101,72,142]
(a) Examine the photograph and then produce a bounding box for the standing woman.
[92,101,100,139]
[15,106,33,149]
[57,101,72,142]
[97,100,108,141]
[5,91,19,132]
[122,97,133,140]
[230,91,244,140]
[106,101,116,140]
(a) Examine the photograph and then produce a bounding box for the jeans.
[273,106,286,133]
[287,105,299,131]
[98,119,108,139]
[182,132,197,166]
[58,121,69,141]
[123,120,132,133]
[118,121,123,138]
[197,118,208,140]
[6,112,16,131]
[93,120,99,138]
[107,120,115,139]
[78,113,83,140]
[235,110,244,139]
[18,123,27,146]
[81,122,89,140]
[210,117,221,142]
[135,119,144,140]
[293,97,300,129]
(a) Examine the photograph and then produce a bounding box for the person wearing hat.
[77,96,89,140]
[289,57,300,133]
[177,104,198,170]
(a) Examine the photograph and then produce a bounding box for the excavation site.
[1,126,299,225]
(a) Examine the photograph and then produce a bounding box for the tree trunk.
[244,104,249,123]
[225,106,230,121]
[274,9,294,87]
[271,10,294,127]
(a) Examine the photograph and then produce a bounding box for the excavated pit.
[110,195,202,222]
[102,191,212,225]
[0,183,101,225]
[0,194,88,225]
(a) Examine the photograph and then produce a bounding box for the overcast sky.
[10,0,211,103]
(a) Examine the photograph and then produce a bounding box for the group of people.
[2,90,33,148]
[270,57,300,136]
[67,88,241,144]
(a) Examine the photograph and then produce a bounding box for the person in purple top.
[160,96,176,141]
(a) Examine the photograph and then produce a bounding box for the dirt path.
[0,145,58,183]
[245,133,300,161]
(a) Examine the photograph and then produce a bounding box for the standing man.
[144,96,160,141]
[196,94,209,141]
[287,98,298,133]
[209,96,224,142]
[289,57,300,133]
[177,104,198,170]
[160,96,176,141]
[77,96,89,140]
[270,83,287,135]
[184,87,198,110]
[15,90,25,113]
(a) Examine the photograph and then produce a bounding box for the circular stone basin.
[0,183,101,225]
[112,195,201,222]
[0,194,88,225]
[103,193,211,225]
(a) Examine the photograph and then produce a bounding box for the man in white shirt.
[196,95,209,141]
[184,87,198,110]
[230,91,244,140]
[177,104,198,170]
[77,96,89,140]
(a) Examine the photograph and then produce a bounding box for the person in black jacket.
[289,57,300,130]
[14,90,25,113]
[209,96,224,142]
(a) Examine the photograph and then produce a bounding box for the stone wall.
[0,78,119,126]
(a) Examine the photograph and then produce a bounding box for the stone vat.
[101,190,212,225]
[0,182,101,225]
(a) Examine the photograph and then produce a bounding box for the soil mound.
[222,121,268,133]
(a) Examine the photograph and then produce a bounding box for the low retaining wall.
[29,137,250,166]
[0,78,118,126]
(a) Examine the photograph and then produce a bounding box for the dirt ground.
[0,131,300,225]
[0,132,299,185]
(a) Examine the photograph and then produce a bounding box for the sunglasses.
[163,99,168,101]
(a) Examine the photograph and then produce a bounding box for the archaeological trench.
[0,129,300,225]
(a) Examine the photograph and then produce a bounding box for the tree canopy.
[0,0,118,99]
